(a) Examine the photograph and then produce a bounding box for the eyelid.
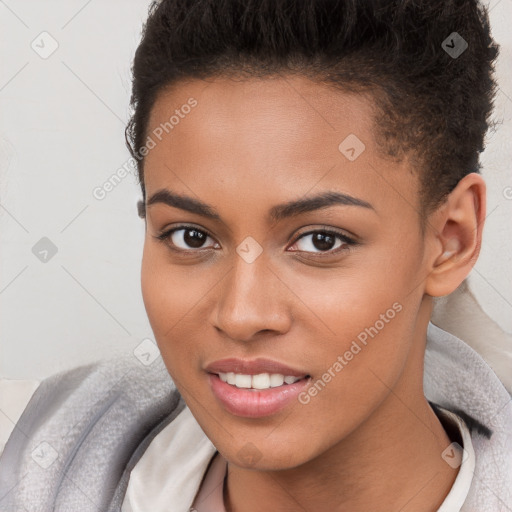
[294,224,357,242]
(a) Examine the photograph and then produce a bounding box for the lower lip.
[208,373,311,418]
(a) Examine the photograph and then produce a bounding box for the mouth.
[212,371,311,391]
[204,357,312,417]
[205,357,309,379]
[206,372,311,418]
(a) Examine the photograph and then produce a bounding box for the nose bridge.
[213,248,290,341]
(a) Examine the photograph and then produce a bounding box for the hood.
[424,323,512,510]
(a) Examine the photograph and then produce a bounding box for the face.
[140,75,430,470]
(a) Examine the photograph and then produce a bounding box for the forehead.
[147,75,376,161]
[143,75,419,219]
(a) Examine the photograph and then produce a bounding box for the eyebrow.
[142,189,374,222]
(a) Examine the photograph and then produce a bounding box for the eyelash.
[154,224,357,258]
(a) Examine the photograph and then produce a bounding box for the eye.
[155,225,218,252]
[154,225,357,257]
[288,228,356,256]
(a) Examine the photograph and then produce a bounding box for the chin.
[216,434,319,472]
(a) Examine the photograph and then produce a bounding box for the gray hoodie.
[0,323,511,511]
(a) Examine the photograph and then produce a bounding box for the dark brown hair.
[126,0,500,216]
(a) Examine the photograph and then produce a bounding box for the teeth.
[252,373,270,389]
[235,374,252,388]
[217,372,302,390]
[269,374,284,387]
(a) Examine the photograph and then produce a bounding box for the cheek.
[140,245,166,332]
[140,243,214,376]
[280,256,419,424]
[141,243,199,335]
[286,244,416,351]
[254,296,416,467]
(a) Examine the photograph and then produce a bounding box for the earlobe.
[424,173,486,298]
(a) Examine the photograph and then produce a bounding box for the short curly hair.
[125,0,500,216]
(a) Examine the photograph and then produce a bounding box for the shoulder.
[0,355,184,511]
[425,323,512,508]
[1,353,183,448]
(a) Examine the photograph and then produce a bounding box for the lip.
[208,373,311,418]
[204,357,309,377]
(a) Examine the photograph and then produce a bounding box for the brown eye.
[175,228,208,249]
[156,226,217,251]
[289,229,356,256]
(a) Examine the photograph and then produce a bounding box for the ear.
[137,199,146,219]
[424,173,486,297]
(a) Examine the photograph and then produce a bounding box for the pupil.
[313,232,335,251]
[184,229,206,248]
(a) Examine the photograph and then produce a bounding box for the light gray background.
[1,0,511,380]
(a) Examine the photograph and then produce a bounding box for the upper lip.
[205,358,309,377]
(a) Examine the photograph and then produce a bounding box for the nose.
[211,252,292,342]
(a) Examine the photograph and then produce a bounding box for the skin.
[139,75,486,511]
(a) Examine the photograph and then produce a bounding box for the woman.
[1,0,511,510]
